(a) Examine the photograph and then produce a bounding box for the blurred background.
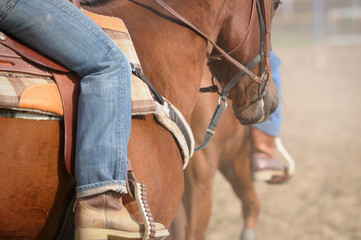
[206,0,361,239]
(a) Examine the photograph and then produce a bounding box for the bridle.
[154,0,270,85]
[210,0,270,98]
[153,0,272,151]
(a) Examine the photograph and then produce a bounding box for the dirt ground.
[205,44,361,240]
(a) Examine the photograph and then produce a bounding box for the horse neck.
[83,0,226,120]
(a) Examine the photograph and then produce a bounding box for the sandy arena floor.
[205,45,361,240]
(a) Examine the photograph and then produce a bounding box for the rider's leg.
[0,0,167,238]
[251,51,290,184]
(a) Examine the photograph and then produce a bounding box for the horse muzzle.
[233,90,279,125]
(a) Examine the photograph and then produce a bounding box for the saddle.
[0,12,149,176]
[0,9,194,175]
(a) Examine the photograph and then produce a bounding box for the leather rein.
[152,0,271,151]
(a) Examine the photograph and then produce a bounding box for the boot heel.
[75,228,108,240]
[252,169,284,181]
[154,229,170,240]
[75,228,142,240]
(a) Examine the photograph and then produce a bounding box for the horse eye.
[273,1,282,10]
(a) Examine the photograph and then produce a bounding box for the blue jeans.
[0,0,131,197]
[254,51,282,137]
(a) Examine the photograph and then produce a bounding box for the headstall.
[152,0,272,151]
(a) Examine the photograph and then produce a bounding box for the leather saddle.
[0,9,158,175]
[0,5,194,177]
[0,31,80,176]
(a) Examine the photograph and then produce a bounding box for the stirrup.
[127,161,169,240]
[275,137,295,178]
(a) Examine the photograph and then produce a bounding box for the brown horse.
[0,0,280,239]
[169,71,260,240]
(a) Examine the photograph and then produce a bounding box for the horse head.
[208,0,281,125]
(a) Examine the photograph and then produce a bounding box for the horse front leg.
[168,202,187,240]
[219,139,260,240]
[182,150,218,240]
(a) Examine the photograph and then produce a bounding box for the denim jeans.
[0,0,131,197]
[254,51,282,137]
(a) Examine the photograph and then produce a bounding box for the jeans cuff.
[76,181,127,198]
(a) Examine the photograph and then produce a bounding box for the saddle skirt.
[0,10,194,172]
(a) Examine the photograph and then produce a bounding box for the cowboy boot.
[75,191,169,240]
[250,127,289,184]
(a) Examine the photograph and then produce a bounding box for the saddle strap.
[130,63,164,105]
[52,72,80,176]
